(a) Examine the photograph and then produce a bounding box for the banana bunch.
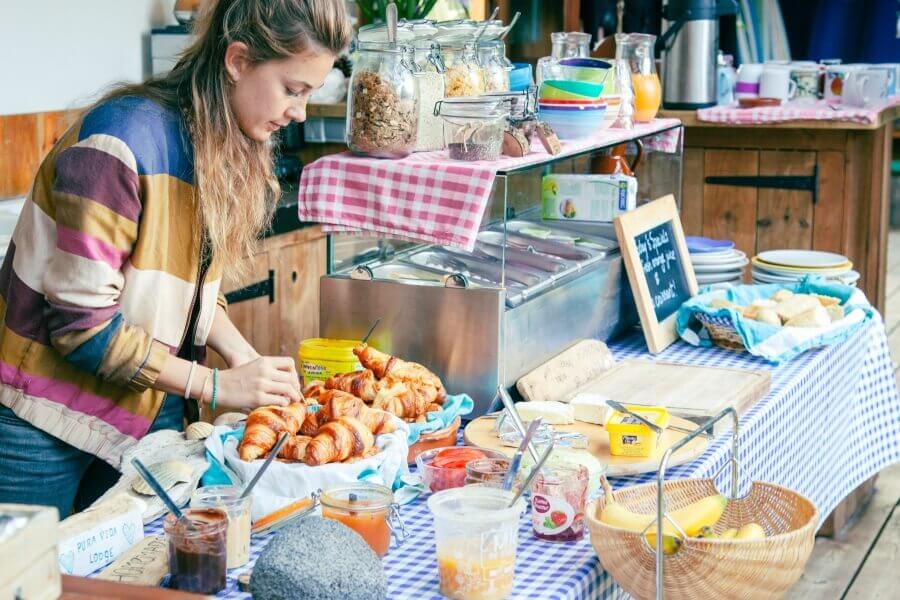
[696,522,766,540]
[598,479,728,555]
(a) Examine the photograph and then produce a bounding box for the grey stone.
[250,516,387,600]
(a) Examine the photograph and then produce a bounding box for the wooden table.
[661,105,900,313]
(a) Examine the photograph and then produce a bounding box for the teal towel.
[406,394,474,444]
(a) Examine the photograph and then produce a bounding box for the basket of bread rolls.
[676,279,875,363]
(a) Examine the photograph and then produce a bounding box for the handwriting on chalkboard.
[634,221,690,323]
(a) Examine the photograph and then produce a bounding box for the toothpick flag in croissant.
[239,402,309,461]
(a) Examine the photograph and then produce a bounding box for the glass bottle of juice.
[615,33,661,122]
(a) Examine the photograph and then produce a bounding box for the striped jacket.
[0,96,225,468]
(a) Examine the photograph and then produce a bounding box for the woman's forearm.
[155,355,213,402]
[206,305,259,367]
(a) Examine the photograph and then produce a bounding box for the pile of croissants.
[237,344,446,466]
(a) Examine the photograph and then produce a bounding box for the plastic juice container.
[427,487,526,600]
[606,404,670,457]
[297,338,363,383]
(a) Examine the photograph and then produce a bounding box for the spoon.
[474,7,500,44]
[131,458,194,529]
[361,318,382,344]
[240,432,290,499]
[507,441,555,507]
[500,12,521,41]
[386,2,398,48]
[502,418,541,490]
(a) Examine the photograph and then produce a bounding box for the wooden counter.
[660,105,899,312]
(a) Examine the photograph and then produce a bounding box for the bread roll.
[826,305,845,322]
[775,295,820,322]
[814,294,841,308]
[784,305,830,328]
[754,308,782,326]
[772,289,794,302]
[751,299,777,308]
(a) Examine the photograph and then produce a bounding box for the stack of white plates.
[751,250,859,287]
[688,238,748,286]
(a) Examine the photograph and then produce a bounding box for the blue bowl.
[509,62,534,92]
[538,105,607,139]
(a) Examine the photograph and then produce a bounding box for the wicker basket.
[586,477,818,600]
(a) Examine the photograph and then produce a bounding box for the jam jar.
[320,483,406,557]
[530,464,589,542]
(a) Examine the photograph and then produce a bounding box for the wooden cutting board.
[463,415,707,477]
[574,359,771,433]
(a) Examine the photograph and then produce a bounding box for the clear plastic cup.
[427,486,525,600]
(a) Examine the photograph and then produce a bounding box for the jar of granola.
[440,42,485,98]
[346,42,419,158]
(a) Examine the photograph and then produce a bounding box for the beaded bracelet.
[210,368,219,412]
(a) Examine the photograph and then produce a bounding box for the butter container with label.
[57,494,145,577]
[541,174,638,223]
[606,405,670,457]
[298,338,363,383]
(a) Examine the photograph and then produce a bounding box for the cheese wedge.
[570,394,610,425]
[514,401,575,425]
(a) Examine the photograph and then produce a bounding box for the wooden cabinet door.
[275,232,327,359]
[756,151,816,253]
[702,149,760,264]
[222,250,278,357]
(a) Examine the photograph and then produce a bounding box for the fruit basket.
[585,408,818,600]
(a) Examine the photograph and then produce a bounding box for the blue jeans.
[0,394,184,518]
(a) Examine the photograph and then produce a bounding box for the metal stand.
[653,406,740,600]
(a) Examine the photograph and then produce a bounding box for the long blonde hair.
[100,0,351,278]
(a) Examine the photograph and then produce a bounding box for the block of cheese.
[513,401,574,425]
[570,393,610,425]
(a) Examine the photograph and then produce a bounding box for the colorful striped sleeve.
[43,123,169,392]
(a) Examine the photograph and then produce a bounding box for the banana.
[597,478,728,555]
[735,522,766,540]
[720,528,738,539]
[695,525,716,539]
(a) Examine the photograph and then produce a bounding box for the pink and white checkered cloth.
[696,96,900,126]
[298,119,682,251]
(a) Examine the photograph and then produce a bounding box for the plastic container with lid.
[320,483,406,557]
[428,486,526,600]
[190,486,252,569]
[298,338,363,383]
[164,508,228,594]
[605,404,671,457]
[346,41,419,158]
[434,97,510,161]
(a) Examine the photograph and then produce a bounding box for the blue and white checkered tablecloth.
[138,318,900,599]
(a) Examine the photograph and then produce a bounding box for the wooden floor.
[787,231,900,599]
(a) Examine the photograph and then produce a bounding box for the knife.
[605,399,696,435]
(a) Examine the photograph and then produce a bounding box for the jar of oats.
[439,42,485,98]
[346,42,419,158]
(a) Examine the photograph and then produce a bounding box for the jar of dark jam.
[164,508,228,594]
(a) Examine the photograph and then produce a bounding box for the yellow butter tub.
[298,338,363,383]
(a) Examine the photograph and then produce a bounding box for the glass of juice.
[428,486,526,600]
[616,33,661,122]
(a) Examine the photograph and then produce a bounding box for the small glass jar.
[481,40,511,92]
[346,41,419,158]
[440,42,485,98]
[164,508,228,594]
[435,97,509,161]
[320,483,406,557]
[190,485,252,569]
[464,457,512,487]
[530,464,589,542]
[412,42,447,152]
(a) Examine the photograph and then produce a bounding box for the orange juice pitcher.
[615,33,661,122]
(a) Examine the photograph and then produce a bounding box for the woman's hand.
[213,356,302,409]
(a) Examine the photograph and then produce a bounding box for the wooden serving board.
[463,415,708,477]
[574,359,771,434]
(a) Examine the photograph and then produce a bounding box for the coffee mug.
[735,63,764,99]
[843,69,888,107]
[759,66,796,102]
[825,65,857,101]
[868,64,898,96]
[790,67,820,103]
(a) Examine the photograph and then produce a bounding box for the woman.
[0,0,351,517]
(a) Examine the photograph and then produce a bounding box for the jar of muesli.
[346,42,419,158]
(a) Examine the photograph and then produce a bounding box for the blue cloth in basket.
[676,277,876,364]
[405,394,473,444]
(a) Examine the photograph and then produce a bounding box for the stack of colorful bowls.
[538,80,607,140]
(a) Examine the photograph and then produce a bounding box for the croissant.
[302,380,326,404]
[354,344,446,402]
[317,390,397,435]
[325,370,380,404]
[372,379,435,420]
[278,434,312,462]
[304,417,374,466]
[239,402,309,461]
[298,410,321,437]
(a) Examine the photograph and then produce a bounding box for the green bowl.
[539,80,605,100]
[559,65,613,85]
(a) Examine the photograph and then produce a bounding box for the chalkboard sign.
[614,195,698,354]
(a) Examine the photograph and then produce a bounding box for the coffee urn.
[660,0,737,109]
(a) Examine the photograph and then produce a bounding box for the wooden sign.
[614,194,698,353]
